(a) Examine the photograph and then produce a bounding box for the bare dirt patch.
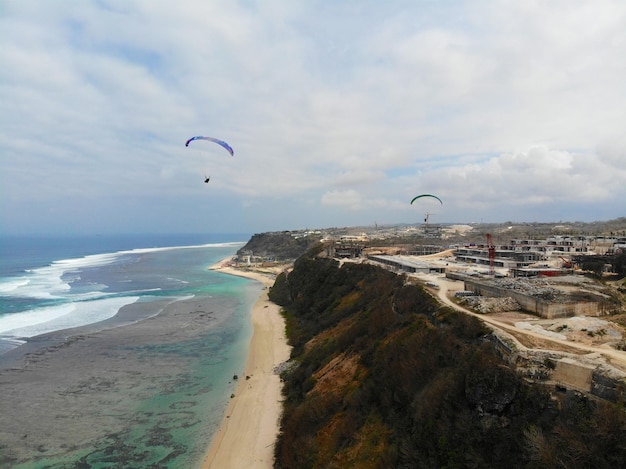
[310,353,362,397]
[484,311,625,350]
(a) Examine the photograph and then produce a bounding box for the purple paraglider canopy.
[185,136,234,156]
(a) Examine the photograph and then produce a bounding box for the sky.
[1,0,625,235]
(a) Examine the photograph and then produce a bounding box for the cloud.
[410,146,625,217]
[321,189,363,209]
[1,0,625,234]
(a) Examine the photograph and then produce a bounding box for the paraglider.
[185,136,234,156]
[410,194,442,205]
[410,194,442,226]
[185,135,233,184]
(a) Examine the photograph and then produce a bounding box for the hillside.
[269,247,626,469]
[237,231,322,261]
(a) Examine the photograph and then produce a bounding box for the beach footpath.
[202,260,291,468]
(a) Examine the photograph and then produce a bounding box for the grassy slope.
[270,251,626,469]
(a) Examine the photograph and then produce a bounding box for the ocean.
[0,233,262,468]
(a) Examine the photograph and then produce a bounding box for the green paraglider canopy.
[410,194,442,205]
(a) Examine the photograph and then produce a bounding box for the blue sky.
[1,0,625,235]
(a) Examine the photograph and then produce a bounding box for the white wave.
[0,296,140,338]
[53,251,121,270]
[0,252,121,300]
[166,277,189,284]
[0,303,76,334]
[0,241,241,300]
[0,277,30,293]
[118,241,245,255]
[119,287,162,295]
[0,337,27,347]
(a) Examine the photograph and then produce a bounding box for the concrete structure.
[455,246,542,270]
[404,245,445,256]
[330,243,363,258]
[511,267,572,277]
[368,255,446,274]
[461,276,608,318]
[487,333,626,402]
[455,234,626,275]
[552,358,594,391]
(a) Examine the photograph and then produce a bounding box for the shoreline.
[0,254,290,467]
[202,258,291,468]
[0,295,244,467]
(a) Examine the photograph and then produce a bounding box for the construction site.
[233,221,626,401]
[332,230,626,402]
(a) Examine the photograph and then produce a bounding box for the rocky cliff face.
[237,231,321,260]
[270,250,626,469]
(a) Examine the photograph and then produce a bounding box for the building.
[368,255,446,274]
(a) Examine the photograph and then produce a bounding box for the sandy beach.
[202,260,291,468]
[0,254,290,468]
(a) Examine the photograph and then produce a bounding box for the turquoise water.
[0,234,263,468]
[0,234,248,350]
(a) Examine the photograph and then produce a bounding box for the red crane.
[486,233,495,276]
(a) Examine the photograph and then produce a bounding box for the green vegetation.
[615,252,626,278]
[271,250,626,469]
[237,231,322,261]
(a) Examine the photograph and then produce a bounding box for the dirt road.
[415,273,626,372]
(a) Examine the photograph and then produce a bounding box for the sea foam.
[0,296,140,338]
[0,251,122,300]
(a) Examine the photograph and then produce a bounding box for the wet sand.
[202,261,290,468]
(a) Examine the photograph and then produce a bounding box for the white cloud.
[415,146,625,217]
[321,189,363,209]
[1,0,625,233]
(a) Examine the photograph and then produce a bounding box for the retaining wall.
[463,279,601,319]
[486,333,626,402]
[552,358,594,391]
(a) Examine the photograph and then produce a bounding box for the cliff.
[269,249,626,469]
[237,231,322,261]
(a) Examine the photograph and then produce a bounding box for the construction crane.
[486,233,496,276]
